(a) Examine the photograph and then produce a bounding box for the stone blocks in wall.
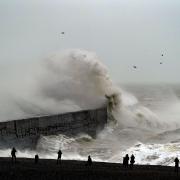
[0,108,107,139]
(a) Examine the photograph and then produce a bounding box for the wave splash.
[1,49,180,165]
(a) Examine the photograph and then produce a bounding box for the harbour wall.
[0,108,107,139]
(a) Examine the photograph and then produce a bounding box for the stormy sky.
[0,0,180,84]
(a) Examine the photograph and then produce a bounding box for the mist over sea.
[0,49,180,166]
[119,84,180,165]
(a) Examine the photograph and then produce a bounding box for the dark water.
[2,84,179,166]
[1,84,180,166]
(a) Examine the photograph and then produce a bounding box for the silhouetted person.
[35,154,39,164]
[87,155,92,166]
[11,147,17,163]
[130,154,135,169]
[125,154,129,168]
[174,157,179,174]
[57,150,62,164]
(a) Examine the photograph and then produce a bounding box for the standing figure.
[130,154,135,169]
[174,157,179,174]
[87,155,92,166]
[125,154,129,168]
[35,154,39,164]
[57,150,62,164]
[11,147,17,163]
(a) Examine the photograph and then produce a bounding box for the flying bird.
[133,65,137,69]
[61,32,65,34]
[160,62,163,64]
[161,54,163,56]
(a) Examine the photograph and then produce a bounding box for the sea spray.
[0,49,118,120]
[37,49,114,111]
[1,49,180,165]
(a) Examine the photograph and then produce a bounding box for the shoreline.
[0,157,179,180]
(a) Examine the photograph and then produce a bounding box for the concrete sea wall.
[0,108,107,138]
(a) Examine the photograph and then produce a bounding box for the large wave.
[0,49,118,120]
[1,49,180,165]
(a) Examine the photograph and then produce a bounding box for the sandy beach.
[0,157,179,180]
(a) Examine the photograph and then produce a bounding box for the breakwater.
[0,108,107,139]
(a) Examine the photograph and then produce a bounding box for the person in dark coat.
[57,150,62,164]
[87,155,92,166]
[11,147,17,163]
[130,154,135,169]
[174,157,179,174]
[125,154,129,168]
[35,154,39,164]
